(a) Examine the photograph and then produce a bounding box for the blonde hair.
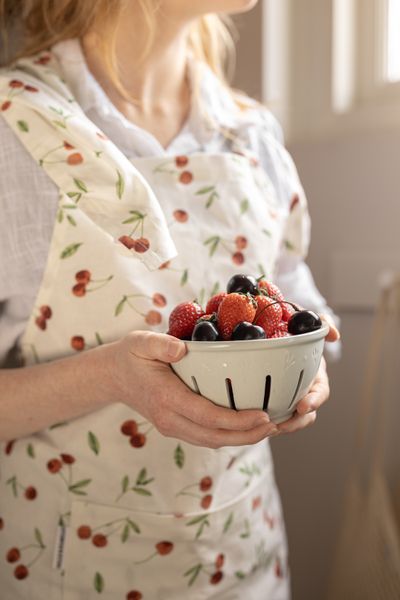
[0,0,236,92]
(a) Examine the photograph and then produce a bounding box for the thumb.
[128,331,187,363]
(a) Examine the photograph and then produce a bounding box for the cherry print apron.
[0,53,293,599]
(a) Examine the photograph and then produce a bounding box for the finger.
[320,314,341,342]
[296,382,329,414]
[277,410,317,434]
[166,412,279,448]
[127,330,186,363]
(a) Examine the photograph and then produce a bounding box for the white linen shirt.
[0,39,338,366]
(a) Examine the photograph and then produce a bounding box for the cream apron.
[0,52,293,599]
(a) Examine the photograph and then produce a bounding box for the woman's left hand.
[274,313,340,435]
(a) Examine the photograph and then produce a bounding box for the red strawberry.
[254,296,283,337]
[258,280,285,302]
[206,292,227,314]
[168,301,204,339]
[281,302,296,322]
[217,293,257,340]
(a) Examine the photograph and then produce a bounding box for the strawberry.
[281,302,296,322]
[254,296,283,337]
[168,301,204,339]
[270,329,290,339]
[217,293,257,340]
[206,292,228,314]
[258,280,285,302]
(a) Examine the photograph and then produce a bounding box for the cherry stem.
[175,491,201,499]
[176,482,197,494]
[133,551,157,565]
[26,548,45,569]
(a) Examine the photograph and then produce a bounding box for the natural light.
[387,0,400,80]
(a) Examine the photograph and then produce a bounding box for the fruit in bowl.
[168,274,329,423]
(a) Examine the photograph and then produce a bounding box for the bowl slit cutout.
[263,375,272,412]
[191,375,200,395]
[288,369,304,410]
[225,378,237,411]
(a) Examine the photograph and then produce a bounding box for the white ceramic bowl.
[171,325,329,424]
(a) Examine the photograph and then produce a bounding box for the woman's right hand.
[106,331,278,448]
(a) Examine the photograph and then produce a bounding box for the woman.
[0,1,340,598]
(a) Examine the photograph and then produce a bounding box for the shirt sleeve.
[245,110,341,361]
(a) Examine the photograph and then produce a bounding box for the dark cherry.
[232,321,266,340]
[226,274,259,295]
[287,310,322,335]
[191,321,219,341]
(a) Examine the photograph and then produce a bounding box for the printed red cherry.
[47,458,62,473]
[152,293,167,307]
[158,260,170,270]
[9,79,24,88]
[179,171,193,184]
[35,55,51,65]
[287,310,322,335]
[14,564,29,579]
[133,237,150,253]
[60,453,75,464]
[232,321,266,340]
[210,571,223,584]
[5,440,15,455]
[199,476,213,492]
[35,315,47,330]
[145,310,162,325]
[175,155,189,167]
[201,494,213,509]
[75,270,91,284]
[92,534,108,548]
[24,85,39,92]
[63,141,74,150]
[235,235,248,250]
[39,305,52,319]
[77,525,92,539]
[121,420,138,436]
[226,274,259,295]
[191,321,218,341]
[232,252,245,265]
[6,547,20,563]
[119,235,136,250]
[290,194,300,212]
[275,557,283,578]
[130,433,146,448]
[215,553,225,569]
[126,592,143,600]
[24,486,37,500]
[67,152,83,165]
[173,209,188,223]
[1,101,11,111]
[0,518,4,529]
[155,541,173,555]
[71,336,85,351]
[72,283,86,297]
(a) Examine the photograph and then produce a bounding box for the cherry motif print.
[6,476,38,502]
[184,553,226,587]
[71,270,113,297]
[5,440,16,455]
[76,516,141,547]
[4,528,46,581]
[126,591,143,600]
[119,419,154,450]
[46,454,92,496]
[39,141,84,167]
[134,540,174,564]
[34,305,52,330]
[176,476,213,510]
[114,291,168,326]
[1,78,32,112]
[153,156,193,185]
[203,234,248,265]
[34,54,51,65]
[118,209,151,254]
[115,467,155,502]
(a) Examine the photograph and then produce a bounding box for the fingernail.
[168,340,183,359]
[258,414,270,424]
[269,427,279,436]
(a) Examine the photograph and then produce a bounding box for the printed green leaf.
[17,120,29,132]
[116,170,125,199]
[62,203,78,209]
[95,332,103,345]
[66,215,77,227]
[26,443,35,458]
[184,563,202,586]
[52,119,67,129]
[127,518,141,534]
[121,524,130,543]
[203,236,220,257]
[210,282,220,297]
[223,512,234,533]
[115,296,127,317]
[6,476,18,497]
[69,479,92,495]
[73,178,88,193]
[186,515,208,526]
[180,269,188,286]
[240,198,249,214]
[94,572,104,593]
[66,191,80,199]
[88,431,100,456]
[60,242,82,259]
[235,571,246,579]
[195,186,215,195]
[136,468,147,485]
[262,229,272,237]
[131,487,152,496]
[34,528,45,548]
[174,444,185,469]
[206,191,218,209]
[122,475,129,493]
[240,518,250,539]
[284,240,295,251]
[57,209,63,223]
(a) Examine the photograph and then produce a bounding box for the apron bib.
[0,52,291,600]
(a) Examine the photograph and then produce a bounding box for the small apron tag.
[52,521,67,570]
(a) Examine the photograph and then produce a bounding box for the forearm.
[0,344,115,441]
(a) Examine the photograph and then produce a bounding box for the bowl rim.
[182,324,330,352]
